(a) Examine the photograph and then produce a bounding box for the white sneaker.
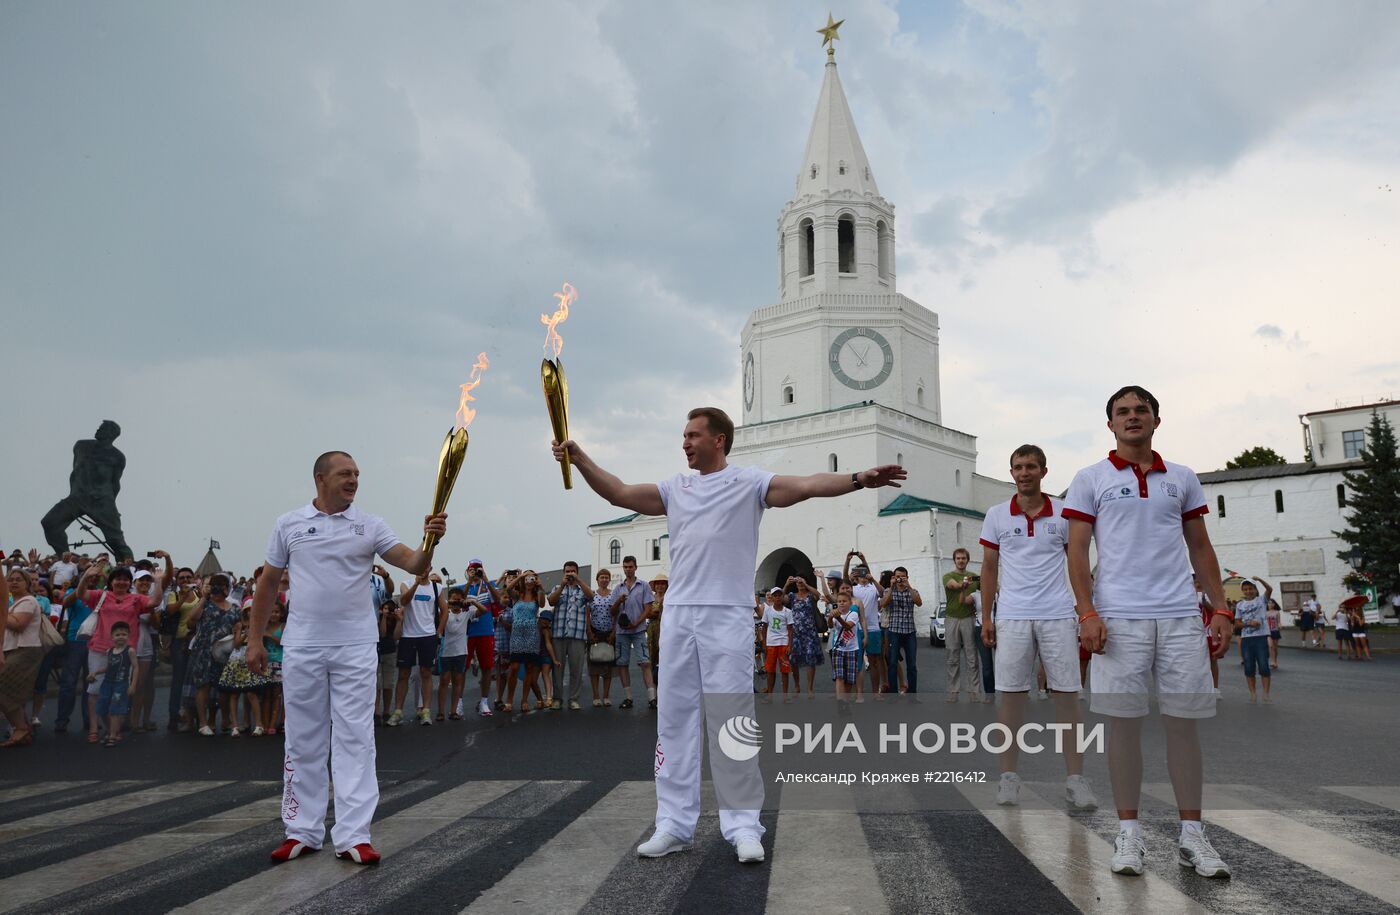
[455,699,465,717]
[1036,689,1049,700]
[996,772,1022,806]
[735,834,765,863]
[1065,774,1098,810]
[477,698,491,717]
[198,725,214,737]
[1213,688,1222,701]
[1111,831,1146,875]
[636,831,691,858]
[1178,829,1231,877]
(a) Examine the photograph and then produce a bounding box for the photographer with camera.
[548,560,593,710]
[843,551,885,697]
[463,560,503,717]
[612,557,656,710]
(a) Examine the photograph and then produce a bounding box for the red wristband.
[1211,609,1234,621]
[1077,612,1098,624]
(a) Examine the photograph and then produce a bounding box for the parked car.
[929,604,947,647]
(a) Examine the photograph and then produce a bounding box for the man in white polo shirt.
[247,450,446,867]
[554,407,905,864]
[1063,386,1234,880]
[979,444,1097,811]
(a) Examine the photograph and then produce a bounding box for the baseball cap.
[467,559,483,568]
[768,587,784,596]
[133,570,154,581]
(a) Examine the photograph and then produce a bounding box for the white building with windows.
[1199,398,1399,624]
[589,45,1013,631]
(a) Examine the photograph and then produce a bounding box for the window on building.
[1343,429,1365,459]
[955,469,962,487]
[1274,490,1285,513]
[955,521,963,544]
[837,215,856,273]
[828,453,838,472]
[838,159,847,175]
[917,386,924,407]
[783,385,794,405]
[800,218,814,278]
[1280,580,1315,615]
[1337,483,1347,508]
[1217,495,1226,518]
[810,164,818,180]
[896,452,903,467]
[651,540,662,562]
[609,539,621,565]
[876,220,890,279]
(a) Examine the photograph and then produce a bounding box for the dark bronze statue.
[42,420,133,561]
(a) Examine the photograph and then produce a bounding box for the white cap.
[133,570,154,581]
[768,587,784,596]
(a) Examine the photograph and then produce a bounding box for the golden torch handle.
[542,358,573,490]
[422,427,470,554]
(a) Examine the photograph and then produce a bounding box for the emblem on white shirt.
[352,523,365,535]
[1161,482,1179,498]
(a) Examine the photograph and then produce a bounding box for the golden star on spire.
[817,13,845,55]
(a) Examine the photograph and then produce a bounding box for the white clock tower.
[591,26,1012,613]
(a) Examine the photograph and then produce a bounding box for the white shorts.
[994,617,1080,693]
[1089,615,1214,719]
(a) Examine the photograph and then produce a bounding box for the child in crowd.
[261,601,285,735]
[760,588,793,700]
[436,587,471,720]
[376,599,402,724]
[827,593,861,704]
[218,605,272,736]
[538,602,558,709]
[88,620,139,747]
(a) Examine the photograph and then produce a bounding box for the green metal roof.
[877,494,986,521]
[589,512,640,529]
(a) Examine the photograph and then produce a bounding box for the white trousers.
[281,643,379,851]
[654,604,763,845]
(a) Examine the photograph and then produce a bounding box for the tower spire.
[794,15,877,199]
[817,12,844,61]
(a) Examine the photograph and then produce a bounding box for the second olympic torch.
[540,283,577,490]
[422,352,490,554]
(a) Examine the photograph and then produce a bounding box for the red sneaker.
[335,843,381,865]
[270,839,318,863]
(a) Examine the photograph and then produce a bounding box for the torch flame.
[541,282,576,360]
[455,352,491,431]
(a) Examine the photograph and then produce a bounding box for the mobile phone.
[146,551,158,558]
[440,567,450,577]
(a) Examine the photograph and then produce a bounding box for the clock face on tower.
[829,327,894,391]
[743,351,756,410]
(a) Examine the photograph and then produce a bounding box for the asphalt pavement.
[1,645,1396,914]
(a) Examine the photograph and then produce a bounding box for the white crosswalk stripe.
[0,784,281,914]
[461,780,653,913]
[1143,783,1400,909]
[1,778,1399,914]
[0,782,96,806]
[961,783,1207,915]
[172,780,524,915]
[0,781,221,843]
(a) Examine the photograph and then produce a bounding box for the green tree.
[1335,412,1400,602]
[1225,446,1288,470]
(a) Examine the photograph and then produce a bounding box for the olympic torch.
[422,352,490,554]
[540,283,576,490]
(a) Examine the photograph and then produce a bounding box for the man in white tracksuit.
[247,450,446,866]
[554,406,905,863]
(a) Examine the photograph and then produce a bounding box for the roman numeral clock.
[829,326,894,392]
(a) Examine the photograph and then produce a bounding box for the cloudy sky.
[4,1,1398,574]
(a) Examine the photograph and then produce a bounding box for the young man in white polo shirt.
[247,450,446,867]
[1063,386,1234,879]
[554,407,905,864]
[979,444,1097,810]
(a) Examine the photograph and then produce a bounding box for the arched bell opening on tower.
[837,214,856,274]
[800,218,815,278]
[876,219,891,280]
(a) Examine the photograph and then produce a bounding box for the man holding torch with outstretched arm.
[247,450,447,867]
[554,406,905,864]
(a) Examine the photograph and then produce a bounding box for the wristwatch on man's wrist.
[851,472,862,490]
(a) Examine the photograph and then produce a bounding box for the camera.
[146,551,158,558]
[618,614,632,629]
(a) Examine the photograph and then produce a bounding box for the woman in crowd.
[785,576,825,698]
[1,569,46,747]
[159,568,202,731]
[65,556,166,741]
[504,572,546,715]
[129,570,165,732]
[537,592,558,710]
[27,583,59,728]
[587,568,620,707]
[492,571,516,712]
[436,587,471,721]
[1350,606,1372,661]
[184,573,241,736]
